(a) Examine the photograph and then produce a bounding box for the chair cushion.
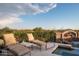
[27,33,34,41]
[27,33,46,45]
[3,33,17,46]
[31,40,46,46]
[7,44,30,56]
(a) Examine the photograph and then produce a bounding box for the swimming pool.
[53,47,79,56]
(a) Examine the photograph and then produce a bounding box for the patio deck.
[0,42,59,56]
[22,42,59,56]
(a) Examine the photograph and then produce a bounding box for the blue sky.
[0,3,79,29]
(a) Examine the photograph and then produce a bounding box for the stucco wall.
[56,30,79,42]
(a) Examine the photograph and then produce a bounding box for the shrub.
[33,27,56,42]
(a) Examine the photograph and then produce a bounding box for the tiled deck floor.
[23,42,59,56]
[0,42,60,56]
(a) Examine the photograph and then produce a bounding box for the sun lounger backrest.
[27,33,34,41]
[3,33,17,46]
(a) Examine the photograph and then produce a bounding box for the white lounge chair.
[27,33,47,50]
[3,33,31,56]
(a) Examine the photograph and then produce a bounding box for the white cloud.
[0,16,22,26]
[0,3,57,26]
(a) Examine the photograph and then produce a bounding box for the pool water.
[72,42,79,48]
[53,47,79,56]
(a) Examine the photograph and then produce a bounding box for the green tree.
[49,31,56,42]
[33,27,44,41]
[1,27,13,33]
[14,31,28,43]
[33,27,43,31]
[33,27,56,42]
